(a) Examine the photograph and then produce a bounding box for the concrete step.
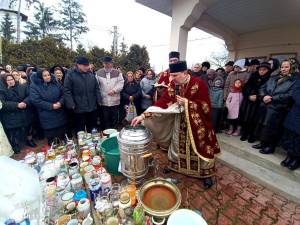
[217,148,300,205]
[217,134,300,181]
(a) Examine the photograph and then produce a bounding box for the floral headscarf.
[289,58,299,75]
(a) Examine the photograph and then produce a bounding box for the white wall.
[234,26,300,60]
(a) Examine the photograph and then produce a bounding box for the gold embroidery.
[189,101,198,111]
[168,87,175,97]
[184,100,215,162]
[190,84,199,95]
[197,127,206,139]
[206,145,213,155]
[201,102,210,114]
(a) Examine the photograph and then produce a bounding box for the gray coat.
[140,77,155,109]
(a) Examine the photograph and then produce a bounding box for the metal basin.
[137,178,181,218]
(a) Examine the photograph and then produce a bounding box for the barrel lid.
[117,125,152,145]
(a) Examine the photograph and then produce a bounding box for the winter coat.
[224,71,250,100]
[64,67,101,113]
[284,77,300,135]
[96,68,124,106]
[0,83,32,129]
[140,77,156,109]
[257,74,295,129]
[239,72,271,123]
[121,80,142,108]
[210,87,224,108]
[30,73,66,130]
[226,92,243,119]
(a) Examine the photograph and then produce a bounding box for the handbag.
[125,101,137,122]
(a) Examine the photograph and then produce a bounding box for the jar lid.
[62,192,74,201]
[119,192,130,204]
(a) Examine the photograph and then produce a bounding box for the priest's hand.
[131,115,144,126]
[176,95,187,106]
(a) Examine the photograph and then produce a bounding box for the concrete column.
[169,0,204,60]
[170,23,189,60]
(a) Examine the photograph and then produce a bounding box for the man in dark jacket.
[64,56,101,133]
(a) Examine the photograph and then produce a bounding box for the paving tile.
[248,199,266,217]
[237,211,260,225]
[256,215,275,225]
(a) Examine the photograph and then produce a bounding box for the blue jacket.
[210,87,224,108]
[30,74,66,130]
[284,77,300,135]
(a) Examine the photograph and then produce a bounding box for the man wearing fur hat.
[156,51,180,88]
[132,61,221,189]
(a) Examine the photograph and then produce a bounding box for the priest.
[132,61,221,188]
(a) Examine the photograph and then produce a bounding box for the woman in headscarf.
[0,74,35,153]
[30,69,66,145]
[50,65,66,85]
[239,62,272,143]
[253,59,297,154]
[268,58,280,76]
[280,76,300,170]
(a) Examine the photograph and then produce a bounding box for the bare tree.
[208,44,229,68]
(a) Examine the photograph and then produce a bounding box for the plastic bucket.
[100,136,121,175]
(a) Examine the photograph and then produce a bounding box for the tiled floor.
[14,141,300,225]
[150,149,299,225]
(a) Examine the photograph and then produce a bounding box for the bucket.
[100,136,121,175]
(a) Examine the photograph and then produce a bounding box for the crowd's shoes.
[252,142,266,149]
[259,146,275,154]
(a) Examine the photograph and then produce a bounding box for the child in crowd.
[209,75,225,133]
[225,79,243,136]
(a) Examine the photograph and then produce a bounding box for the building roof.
[136,0,300,34]
[0,8,28,21]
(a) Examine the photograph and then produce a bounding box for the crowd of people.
[0,52,299,171]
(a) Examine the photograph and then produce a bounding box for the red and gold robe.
[154,70,171,102]
[145,75,221,178]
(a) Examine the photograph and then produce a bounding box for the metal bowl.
[137,178,181,218]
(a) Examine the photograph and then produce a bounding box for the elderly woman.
[280,77,300,170]
[254,60,296,154]
[134,70,143,83]
[239,62,272,143]
[0,100,13,156]
[121,71,142,119]
[0,74,35,153]
[50,65,65,85]
[11,70,27,84]
[30,69,66,145]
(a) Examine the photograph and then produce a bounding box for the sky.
[10,0,227,71]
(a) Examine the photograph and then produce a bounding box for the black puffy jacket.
[0,83,32,129]
[258,74,296,128]
[64,67,101,113]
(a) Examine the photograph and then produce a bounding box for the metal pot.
[117,125,152,184]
